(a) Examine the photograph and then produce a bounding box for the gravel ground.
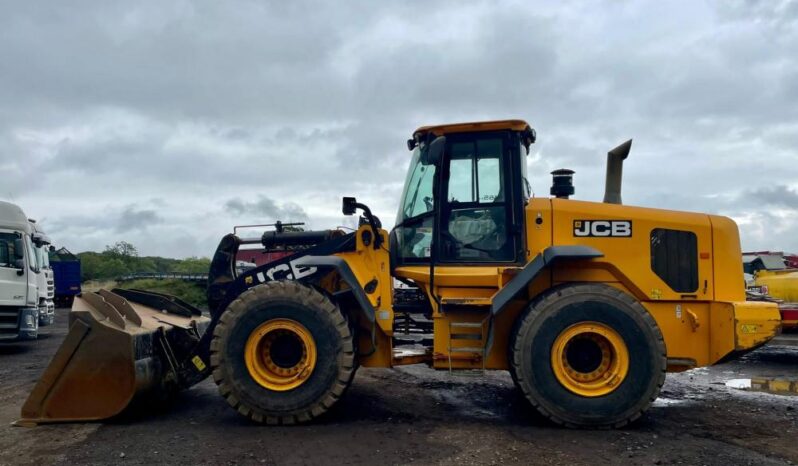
[1,309,796,466]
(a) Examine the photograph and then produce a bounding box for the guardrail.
[116,272,209,283]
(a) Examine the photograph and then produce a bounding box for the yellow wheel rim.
[551,321,629,397]
[245,319,317,392]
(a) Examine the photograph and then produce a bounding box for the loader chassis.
[19,119,780,429]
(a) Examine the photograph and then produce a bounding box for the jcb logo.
[254,260,318,284]
[573,220,632,237]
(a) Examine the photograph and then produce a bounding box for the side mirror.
[420,136,446,166]
[14,258,25,273]
[342,197,357,216]
[32,232,46,248]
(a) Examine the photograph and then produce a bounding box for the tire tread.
[509,283,666,429]
[210,280,355,424]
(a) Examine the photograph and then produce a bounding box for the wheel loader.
[19,119,781,428]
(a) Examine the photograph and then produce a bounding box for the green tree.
[136,257,158,273]
[76,241,211,282]
[78,252,102,281]
[95,258,130,279]
[174,256,211,274]
[104,241,138,262]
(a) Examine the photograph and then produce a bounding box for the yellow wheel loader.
[19,119,781,428]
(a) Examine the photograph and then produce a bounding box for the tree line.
[77,241,211,282]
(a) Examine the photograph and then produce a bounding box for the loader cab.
[392,120,534,267]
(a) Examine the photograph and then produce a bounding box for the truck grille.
[0,310,19,337]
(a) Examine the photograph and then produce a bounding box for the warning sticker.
[192,356,207,371]
[740,324,759,334]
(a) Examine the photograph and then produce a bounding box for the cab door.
[437,131,524,264]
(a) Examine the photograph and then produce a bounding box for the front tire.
[510,283,666,428]
[211,281,355,424]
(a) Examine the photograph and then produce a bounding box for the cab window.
[0,232,22,268]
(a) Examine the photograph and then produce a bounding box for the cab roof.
[413,119,531,139]
[0,200,32,233]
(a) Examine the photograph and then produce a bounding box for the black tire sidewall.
[514,287,664,427]
[222,292,345,414]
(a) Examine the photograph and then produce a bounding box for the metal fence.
[116,272,209,283]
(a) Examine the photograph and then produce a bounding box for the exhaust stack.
[603,139,632,205]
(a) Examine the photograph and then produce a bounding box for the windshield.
[396,146,436,225]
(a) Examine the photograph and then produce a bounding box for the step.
[450,333,482,340]
[440,296,492,306]
[449,369,485,377]
[449,346,485,353]
[450,322,483,329]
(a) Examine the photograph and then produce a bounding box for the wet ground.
[1,309,797,466]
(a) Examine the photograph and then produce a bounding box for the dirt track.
[1,309,797,466]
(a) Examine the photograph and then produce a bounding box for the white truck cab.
[0,201,40,341]
[30,220,55,326]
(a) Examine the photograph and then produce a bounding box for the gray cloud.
[746,185,798,209]
[115,206,163,232]
[2,0,797,256]
[224,196,308,221]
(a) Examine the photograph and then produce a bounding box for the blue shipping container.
[50,247,81,307]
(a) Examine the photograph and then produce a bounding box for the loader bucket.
[17,289,211,426]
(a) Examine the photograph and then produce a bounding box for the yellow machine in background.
[20,120,780,429]
[755,269,798,303]
[752,268,798,328]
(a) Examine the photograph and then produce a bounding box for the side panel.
[525,197,553,257]
[709,215,745,302]
[327,227,394,368]
[543,199,718,368]
[542,200,775,367]
[644,301,711,367]
[549,199,714,302]
[0,265,27,308]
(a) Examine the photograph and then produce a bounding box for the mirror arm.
[354,202,382,249]
[341,197,382,249]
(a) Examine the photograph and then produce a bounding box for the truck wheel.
[510,283,666,428]
[211,281,355,424]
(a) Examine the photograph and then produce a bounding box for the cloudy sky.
[1,0,797,258]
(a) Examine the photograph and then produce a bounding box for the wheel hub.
[245,319,317,392]
[551,322,629,397]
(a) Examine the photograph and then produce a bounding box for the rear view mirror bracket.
[420,136,446,166]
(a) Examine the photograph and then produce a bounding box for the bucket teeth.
[17,289,211,426]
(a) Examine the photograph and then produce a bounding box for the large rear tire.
[510,283,666,428]
[210,281,355,424]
